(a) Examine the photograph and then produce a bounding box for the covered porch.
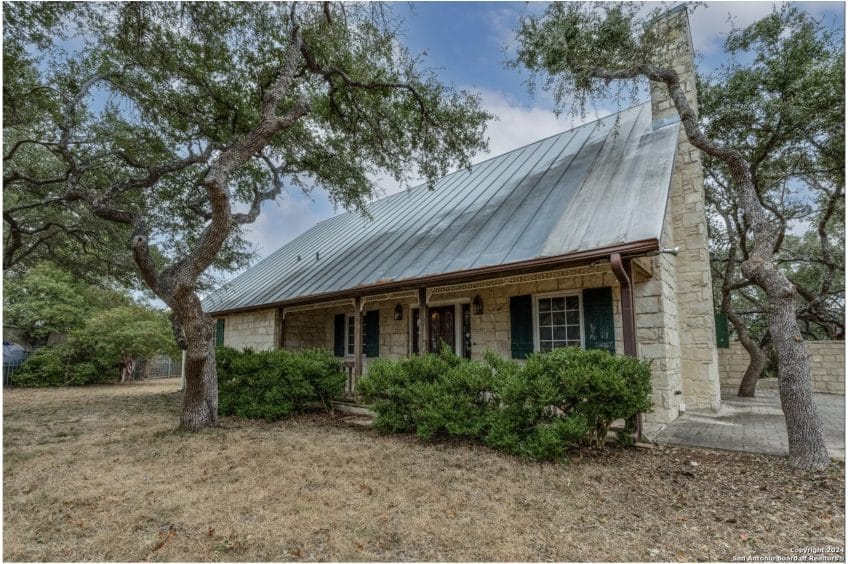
[272,255,658,400]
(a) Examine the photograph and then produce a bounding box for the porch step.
[332,399,374,417]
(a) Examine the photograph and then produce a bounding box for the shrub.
[12,344,115,387]
[516,347,652,448]
[217,347,344,420]
[356,346,652,460]
[356,345,493,439]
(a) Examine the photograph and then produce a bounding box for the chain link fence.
[131,355,182,380]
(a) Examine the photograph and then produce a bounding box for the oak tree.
[4,2,489,429]
[701,7,844,397]
[513,3,835,470]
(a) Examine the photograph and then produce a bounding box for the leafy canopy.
[4,262,133,343]
[702,6,844,341]
[3,2,490,289]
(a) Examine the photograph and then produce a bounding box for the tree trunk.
[767,292,831,470]
[635,62,832,471]
[728,313,765,398]
[181,345,218,431]
[171,290,218,431]
[737,351,764,398]
[120,354,135,382]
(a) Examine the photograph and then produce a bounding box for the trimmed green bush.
[217,347,344,420]
[357,346,652,461]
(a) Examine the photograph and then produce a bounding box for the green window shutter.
[510,295,534,359]
[364,310,380,357]
[583,287,615,353]
[715,313,730,348]
[333,314,345,357]
[215,318,225,347]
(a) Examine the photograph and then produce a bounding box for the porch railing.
[340,360,358,399]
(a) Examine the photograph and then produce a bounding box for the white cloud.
[475,89,609,162]
[690,2,781,55]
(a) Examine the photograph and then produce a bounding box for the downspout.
[610,253,636,356]
[611,252,642,440]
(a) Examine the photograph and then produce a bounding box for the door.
[429,306,455,353]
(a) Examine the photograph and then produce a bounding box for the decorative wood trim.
[361,290,418,307]
[207,238,659,316]
[282,298,355,317]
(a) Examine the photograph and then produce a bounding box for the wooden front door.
[429,306,455,353]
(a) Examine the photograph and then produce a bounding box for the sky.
[238,1,845,281]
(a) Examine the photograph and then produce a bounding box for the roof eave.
[207,238,660,316]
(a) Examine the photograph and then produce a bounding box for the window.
[345,314,365,356]
[536,294,582,352]
[334,311,379,358]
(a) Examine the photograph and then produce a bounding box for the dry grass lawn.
[3,379,844,562]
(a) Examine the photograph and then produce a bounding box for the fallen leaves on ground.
[3,380,844,561]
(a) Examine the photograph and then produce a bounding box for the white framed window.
[345,314,366,356]
[533,292,583,352]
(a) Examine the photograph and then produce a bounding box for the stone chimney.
[649,4,699,125]
[647,5,721,414]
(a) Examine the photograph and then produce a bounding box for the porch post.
[418,287,429,355]
[353,296,363,378]
[277,307,285,350]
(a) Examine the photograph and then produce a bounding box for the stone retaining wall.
[718,341,844,395]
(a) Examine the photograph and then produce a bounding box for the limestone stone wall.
[649,6,720,413]
[719,341,845,395]
[218,308,279,351]
[283,309,326,350]
[635,207,683,424]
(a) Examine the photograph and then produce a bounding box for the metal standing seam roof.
[203,102,680,314]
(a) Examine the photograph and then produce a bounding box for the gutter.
[208,238,660,316]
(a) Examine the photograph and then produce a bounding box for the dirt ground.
[3,379,845,562]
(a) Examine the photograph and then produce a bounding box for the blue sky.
[237,1,845,279]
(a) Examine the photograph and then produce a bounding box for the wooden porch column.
[277,307,285,350]
[353,296,363,378]
[418,288,429,355]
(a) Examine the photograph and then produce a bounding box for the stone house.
[203,7,721,425]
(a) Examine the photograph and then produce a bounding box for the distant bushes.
[12,344,115,387]
[217,347,344,420]
[357,346,652,460]
[11,303,177,387]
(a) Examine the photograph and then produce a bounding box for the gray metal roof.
[204,102,679,313]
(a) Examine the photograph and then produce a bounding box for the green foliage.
[12,344,113,387]
[73,305,179,367]
[6,263,177,387]
[512,2,666,116]
[4,2,490,286]
[217,347,344,420]
[358,346,492,440]
[357,347,653,461]
[700,6,844,343]
[3,263,109,343]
